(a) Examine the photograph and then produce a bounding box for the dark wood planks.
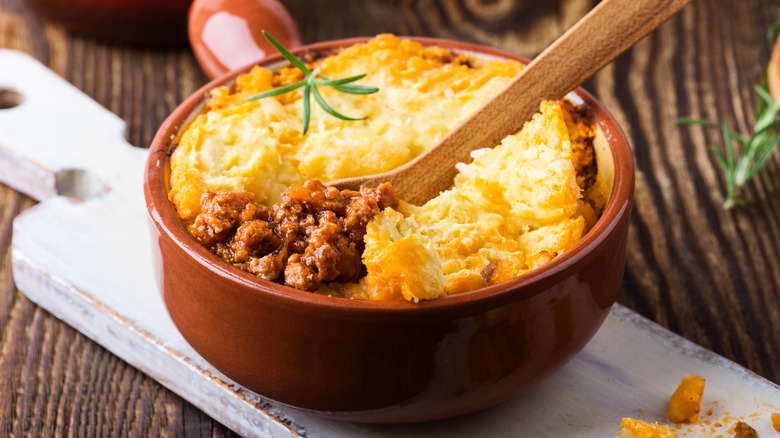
[0,0,778,436]
[609,0,780,382]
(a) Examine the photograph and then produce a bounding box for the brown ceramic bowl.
[144,37,635,424]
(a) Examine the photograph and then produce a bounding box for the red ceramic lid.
[188,0,303,79]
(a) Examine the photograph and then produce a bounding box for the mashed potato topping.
[328,100,602,301]
[170,34,610,300]
[169,34,523,220]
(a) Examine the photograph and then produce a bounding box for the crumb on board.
[618,410,780,438]
[667,374,706,423]
[732,421,757,438]
[618,376,779,437]
[617,417,677,438]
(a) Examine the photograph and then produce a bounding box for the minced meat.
[188,179,398,291]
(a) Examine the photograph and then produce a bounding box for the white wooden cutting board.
[1,49,779,438]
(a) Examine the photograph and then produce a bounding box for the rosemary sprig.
[678,79,780,209]
[246,31,379,134]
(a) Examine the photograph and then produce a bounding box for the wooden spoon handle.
[768,36,780,100]
[332,0,691,205]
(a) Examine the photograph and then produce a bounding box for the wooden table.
[1,0,778,435]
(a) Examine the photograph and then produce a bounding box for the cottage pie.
[168,34,611,300]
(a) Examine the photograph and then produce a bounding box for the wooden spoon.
[329,0,691,205]
[768,35,780,100]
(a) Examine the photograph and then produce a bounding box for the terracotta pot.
[143,37,635,423]
[28,0,193,46]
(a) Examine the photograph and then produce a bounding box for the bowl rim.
[144,35,635,317]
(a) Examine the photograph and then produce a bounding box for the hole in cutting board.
[56,169,108,199]
[0,88,24,109]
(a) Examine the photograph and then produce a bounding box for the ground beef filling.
[189,179,398,291]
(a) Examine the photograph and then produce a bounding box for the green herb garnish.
[768,22,780,42]
[678,79,780,209]
[246,31,379,134]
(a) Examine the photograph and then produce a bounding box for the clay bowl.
[28,0,193,46]
[144,36,635,423]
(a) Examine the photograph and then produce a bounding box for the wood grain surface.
[0,0,779,436]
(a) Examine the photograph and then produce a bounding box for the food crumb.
[618,375,777,437]
[732,421,757,438]
[668,374,706,423]
[618,417,677,438]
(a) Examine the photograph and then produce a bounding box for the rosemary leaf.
[246,81,305,101]
[314,74,367,87]
[767,22,780,42]
[311,85,367,121]
[246,32,379,134]
[720,121,736,170]
[331,83,379,95]
[675,117,716,127]
[262,30,311,75]
[302,83,311,135]
[316,75,379,94]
